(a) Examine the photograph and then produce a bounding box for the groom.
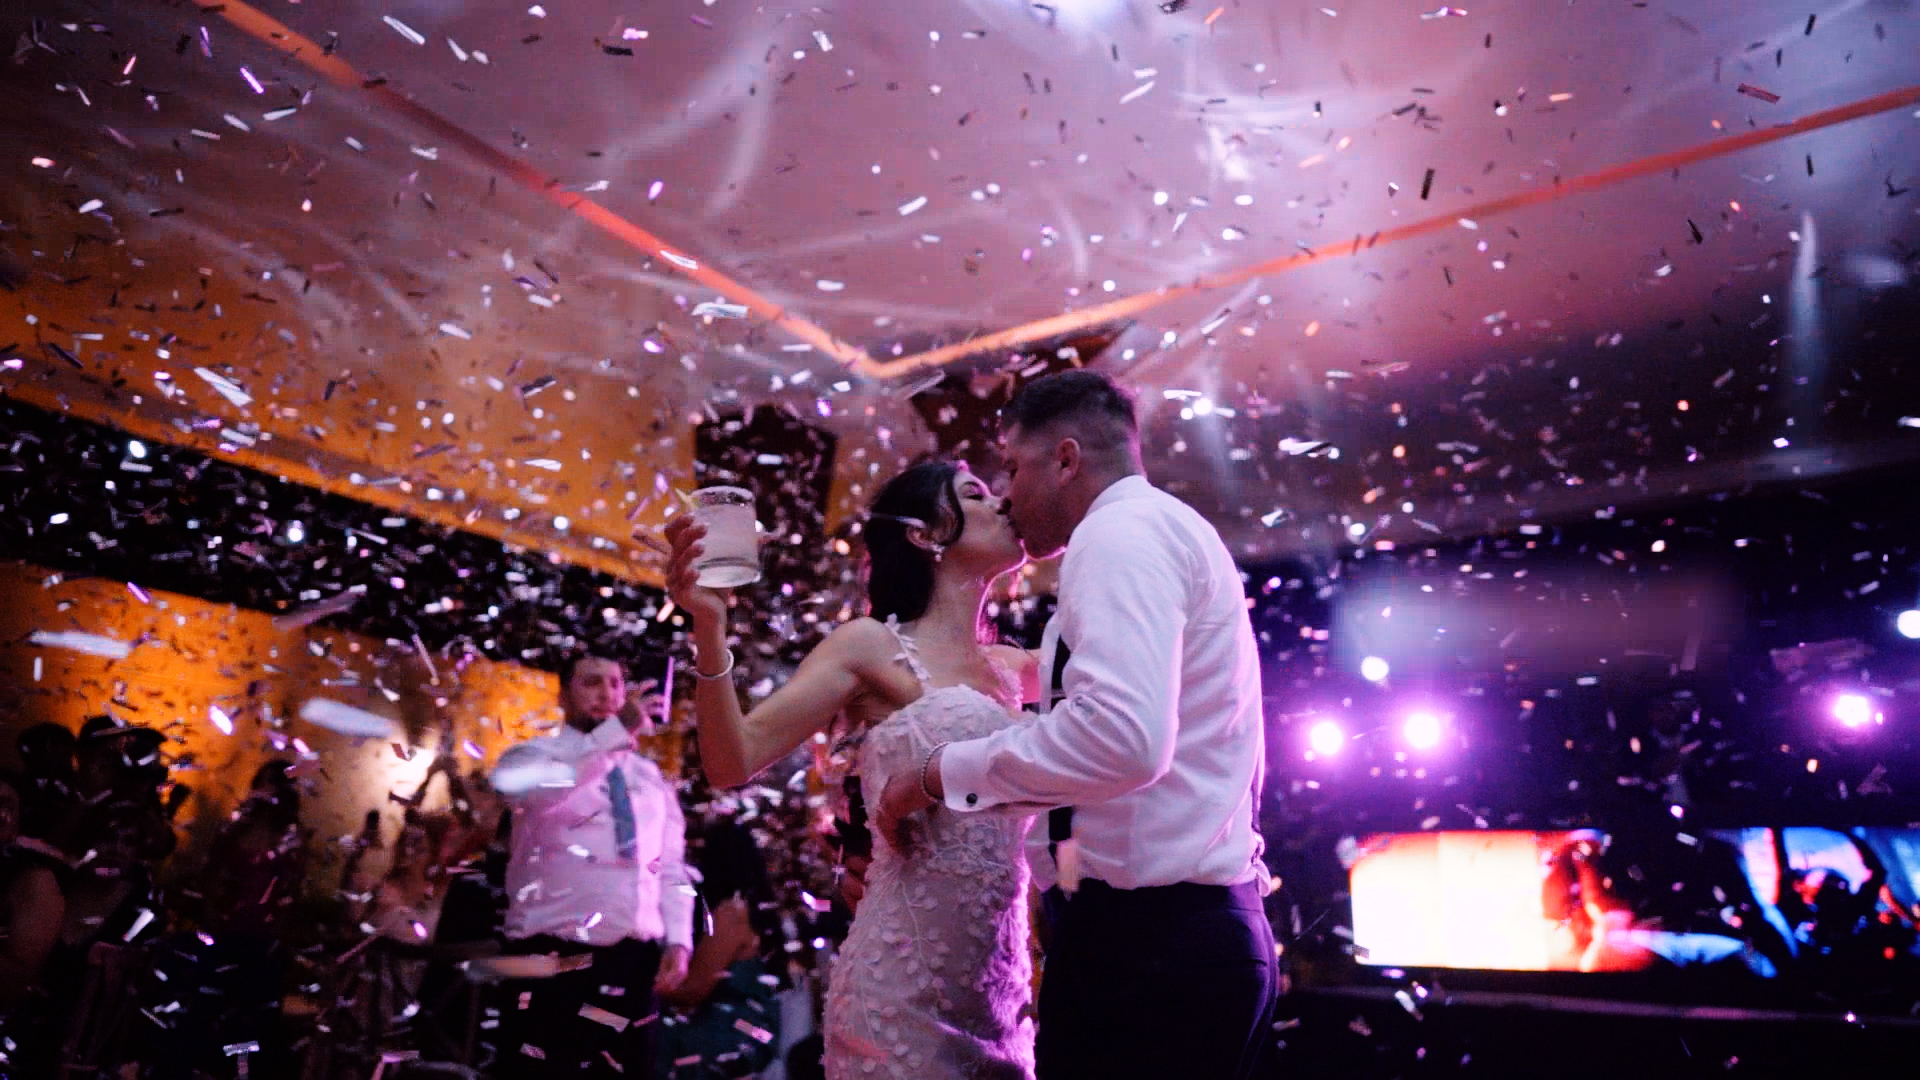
[877,370,1278,1079]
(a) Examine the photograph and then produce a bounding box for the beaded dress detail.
[823,618,1036,1080]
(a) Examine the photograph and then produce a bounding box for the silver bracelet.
[919,741,951,802]
[693,646,735,680]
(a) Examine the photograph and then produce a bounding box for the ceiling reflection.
[2,0,1916,569]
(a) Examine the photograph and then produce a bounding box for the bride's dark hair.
[862,459,967,625]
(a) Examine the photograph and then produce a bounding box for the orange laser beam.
[867,84,1920,380]
[202,0,872,370]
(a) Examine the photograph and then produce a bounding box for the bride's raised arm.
[661,512,889,789]
[690,617,892,789]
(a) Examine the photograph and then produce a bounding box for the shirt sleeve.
[942,506,1190,814]
[656,777,696,951]
[491,738,566,804]
[493,720,627,802]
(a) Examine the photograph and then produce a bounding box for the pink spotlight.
[1831,693,1878,729]
[1403,711,1443,750]
[1308,720,1346,757]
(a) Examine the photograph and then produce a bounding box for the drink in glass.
[688,486,761,588]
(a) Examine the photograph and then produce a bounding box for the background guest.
[143,759,309,1079]
[14,723,79,851]
[489,654,694,1078]
[657,819,785,1080]
[0,768,68,1076]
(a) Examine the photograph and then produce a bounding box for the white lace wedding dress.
[823,620,1037,1080]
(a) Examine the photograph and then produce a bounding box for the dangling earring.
[931,544,946,563]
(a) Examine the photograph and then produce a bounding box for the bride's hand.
[838,853,870,914]
[655,515,730,627]
[875,771,936,857]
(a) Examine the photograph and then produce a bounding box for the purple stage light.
[1308,719,1346,757]
[1403,711,1443,750]
[1830,693,1880,729]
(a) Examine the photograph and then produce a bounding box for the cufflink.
[965,793,978,806]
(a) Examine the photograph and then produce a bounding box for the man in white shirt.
[877,370,1278,1079]
[490,653,695,1078]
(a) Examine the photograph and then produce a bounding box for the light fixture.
[1830,693,1879,729]
[1360,656,1390,683]
[1898,610,1920,640]
[1308,720,1346,757]
[1403,711,1443,749]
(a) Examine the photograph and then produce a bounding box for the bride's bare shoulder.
[816,616,900,667]
[987,644,1042,705]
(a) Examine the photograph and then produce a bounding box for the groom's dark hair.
[1000,370,1139,458]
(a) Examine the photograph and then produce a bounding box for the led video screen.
[1348,827,1920,976]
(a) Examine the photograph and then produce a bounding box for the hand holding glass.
[687,486,762,588]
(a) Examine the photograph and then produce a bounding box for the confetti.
[271,585,368,631]
[578,1004,631,1032]
[26,631,133,659]
[383,15,427,46]
[298,698,400,738]
[194,367,254,407]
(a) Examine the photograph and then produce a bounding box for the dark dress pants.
[1035,880,1279,1080]
[493,935,661,1078]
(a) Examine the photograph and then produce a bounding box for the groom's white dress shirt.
[941,474,1268,892]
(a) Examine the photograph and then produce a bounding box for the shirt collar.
[1086,473,1153,517]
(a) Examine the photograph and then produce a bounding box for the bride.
[661,460,1040,1080]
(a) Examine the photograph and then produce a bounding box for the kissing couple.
[662,370,1279,1080]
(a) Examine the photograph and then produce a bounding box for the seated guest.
[71,718,176,866]
[44,797,172,1078]
[15,723,79,850]
[368,811,463,945]
[0,769,72,1074]
[657,820,785,1079]
[0,769,66,1001]
[58,800,167,952]
[364,756,497,948]
[489,653,693,1079]
[143,761,309,1080]
[203,760,308,936]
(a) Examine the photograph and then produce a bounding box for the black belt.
[1058,878,1265,910]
